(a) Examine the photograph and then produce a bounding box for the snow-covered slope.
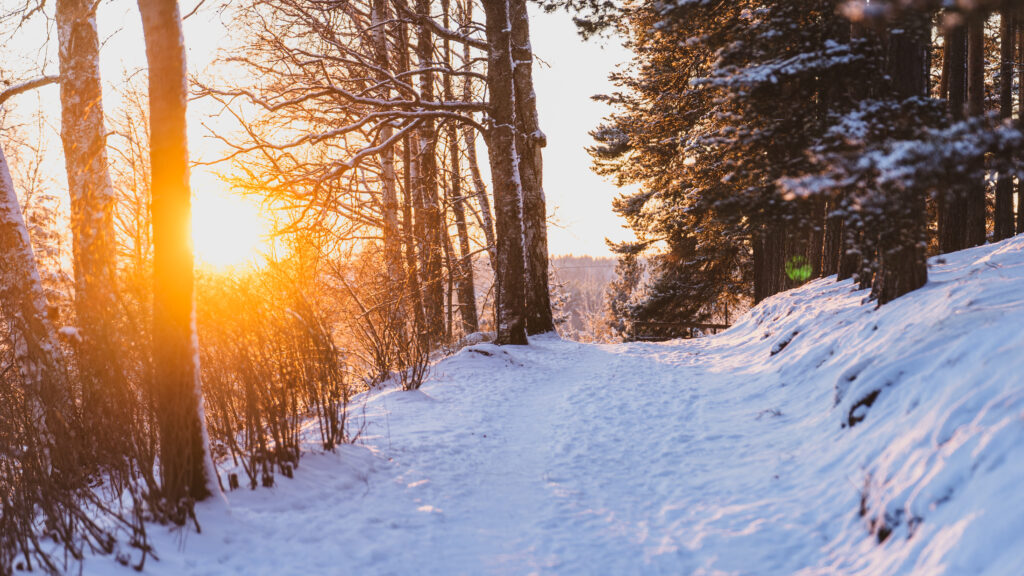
[90,237,1024,575]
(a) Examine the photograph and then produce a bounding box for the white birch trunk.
[56,0,123,431]
[0,144,71,457]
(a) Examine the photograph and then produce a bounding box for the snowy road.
[116,336,845,576]
[94,238,1024,576]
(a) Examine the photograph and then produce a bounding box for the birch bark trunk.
[56,0,123,437]
[372,0,405,291]
[0,144,72,463]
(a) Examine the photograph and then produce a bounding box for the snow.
[89,237,1024,575]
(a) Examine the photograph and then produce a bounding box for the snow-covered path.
[94,238,1024,576]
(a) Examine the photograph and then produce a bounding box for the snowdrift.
[693,235,1024,574]
[88,236,1024,575]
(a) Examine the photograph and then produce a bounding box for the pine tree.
[995,11,1016,241]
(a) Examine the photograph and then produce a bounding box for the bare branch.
[0,75,59,106]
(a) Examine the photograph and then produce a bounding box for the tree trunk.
[822,198,842,277]
[965,14,987,248]
[482,0,528,345]
[415,0,447,345]
[442,0,479,335]
[138,0,213,510]
[463,126,497,271]
[509,0,553,335]
[807,197,826,279]
[372,0,405,291]
[448,141,480,335]
[996,11,1015,241]
[394,17,427,346]
[1019,14,1024,235]
[56,0,124,442]
[941,21,968,253]
[460,5,497,272]
[752,225,787,303]
[873,21,929,305]
[402,136,427,345]
[0,145,73,466]
[939,21,951,100]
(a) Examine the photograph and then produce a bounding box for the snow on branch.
[0,75,60,106]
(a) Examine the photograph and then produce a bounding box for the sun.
[191,186,271,271]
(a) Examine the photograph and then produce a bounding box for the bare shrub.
[198,267,355,490]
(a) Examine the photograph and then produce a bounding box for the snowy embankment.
[92,237,1024,575]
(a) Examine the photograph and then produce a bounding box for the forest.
[597,0,1024,341]
[1,0,1024,573]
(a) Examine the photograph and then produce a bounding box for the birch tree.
[55,0,123,441]
[0,77,74,461]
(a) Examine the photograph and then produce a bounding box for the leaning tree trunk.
[461,5,497,273]
[995,11,1016,241]
[482,0,528,345]
[509,0,554,335]
[56,0,124,445]
[463,127,497,270]
[0,145,73,466]
[965,14,987,248]
[137,0,214,512]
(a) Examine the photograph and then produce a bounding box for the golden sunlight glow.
[191,185,271,271]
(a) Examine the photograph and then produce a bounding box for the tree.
[412,0,450,345]
[605,249,641,341]
[0,82,72,463]
[939,17,968,253]
[871,17,930,304]
[965,12,987,248]
[55,0,125,451]
[482,0,528,345]
[137,0,214,514]
[443,0,480,335]
[994,10,1015,241]
[510,0,554,335]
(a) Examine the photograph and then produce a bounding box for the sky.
[1,0,636,258]
[526,6,637,257]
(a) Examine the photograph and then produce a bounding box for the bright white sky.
[1,0,635,258]
[527,6,637,257]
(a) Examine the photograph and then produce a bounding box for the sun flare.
[191,188,271,271]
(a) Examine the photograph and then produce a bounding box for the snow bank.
[88,236,1024,575]
[714,235,1024,575]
